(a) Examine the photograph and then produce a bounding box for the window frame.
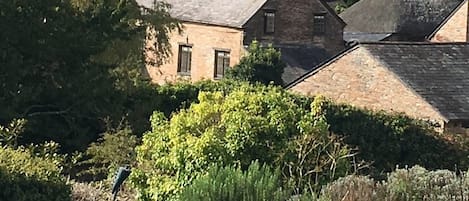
[264,10,276,34]
[214,50,230,79]
[177,44,192,76]
[313,13,326,35]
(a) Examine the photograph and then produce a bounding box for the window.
[313,14,326,34]
[214,50,230,78]
[264,11,275,34]
[177,45,192,75]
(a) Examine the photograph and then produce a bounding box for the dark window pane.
[178,45,192,75]
[214,51,230,78]
[313,14,326,34]
[264,12,275,34]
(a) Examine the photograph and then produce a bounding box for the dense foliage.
[131,84,352,200]
[180,162,290,201]
[6,0,468,200]
[324,101,469,174]
[0,146,70,201]
[0,0,179,152]
[79,123,138,181]
[0,120,70,201]
[225,41,285,86]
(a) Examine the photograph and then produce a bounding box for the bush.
[0,146,71,201]
[319,175,381,201]
[131,85,352,200]
[127,80,245,136]
[225,41,285,85]
[280,96,353,194]
[383,166,469,201]
[319,166,469,201]
[78,122,138,181]
[323,100,469,174]
[180,162,290,201]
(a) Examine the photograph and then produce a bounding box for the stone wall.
[243,0,345,55]
[289,47,446,125]
[430,0,468,42]
[145,22,244,84]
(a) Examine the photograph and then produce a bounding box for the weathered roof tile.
[362,43,469,120]
[136,0,267,28]
[340,0,464,40]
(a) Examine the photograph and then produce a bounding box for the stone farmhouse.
[340,0,469,43]
[136,0,346,84]
[287,42,469,130]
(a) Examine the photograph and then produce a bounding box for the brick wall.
[243,0,345,55]
[290,47,446,125]
[145,22,244,84]
[431,1,468,42]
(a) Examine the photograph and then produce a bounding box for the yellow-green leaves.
[132,84,311,200]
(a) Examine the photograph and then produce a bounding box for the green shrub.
[126,80,245,136]
[319,166,469,201]
[319,175,381,201]
[180,162,290,201]
[130,85,351,200]
[78,122,138,181]
[383,166,469,201]
[0,146,71,201]
[225,41,285,85]
[280,96,353,194]
[323,100,469,174]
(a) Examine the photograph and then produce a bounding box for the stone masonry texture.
[243,0,345,55]
[290,47,446,125]
[145,22,244,84]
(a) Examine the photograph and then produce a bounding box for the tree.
[225,41,285,86]
[0,0,179,151]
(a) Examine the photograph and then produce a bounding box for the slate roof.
[280,46,330,85]
[136,0,267,28]
[364,43,469,121]
[287,42,469,121]
[339,0,465,41]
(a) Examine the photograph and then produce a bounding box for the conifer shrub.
[179,162,290,201]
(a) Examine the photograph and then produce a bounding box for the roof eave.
[177,18,244,29]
